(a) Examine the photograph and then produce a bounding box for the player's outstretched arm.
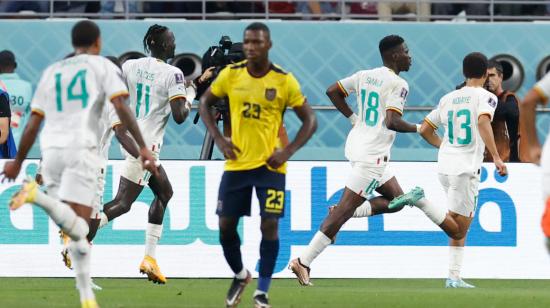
[111,96,158,175]
[419,121,442,148]
[385,110,417,133]
[479,114,507,176]
[199,88,240,159]
[519,89,543,162]
[2,112,43,180]
[112,124,140,158]
[266,102,317,169]
[326,83,355,122]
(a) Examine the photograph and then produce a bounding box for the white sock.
[448,246,464,280]
[253,290,267,297]
[69,239,95,302]
[235,267,248,279]
[299,231,332,267]
[33,190,88,240]
[415,197,446,226]
[145,223,163,258]
[98,212,109,229]
[353,201,372,218]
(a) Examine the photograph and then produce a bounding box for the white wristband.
[348,113,359,125]
[416,123,421,133]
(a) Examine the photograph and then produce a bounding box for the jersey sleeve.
[337,71,359,97]
[104,60,129,102]
[286,72,306,108]
[108,102,121,128]
[479,92,498,121]
[386,80,409,115]
[30,68,49,117]
[0,93,10,117]
[210,66,230,98]
[534,72,550,104]
[167,68,187,101]
[424,103,441,129]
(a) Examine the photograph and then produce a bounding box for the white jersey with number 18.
[425,86,497,176]
[122,57,186,151]
[338,66,409,162]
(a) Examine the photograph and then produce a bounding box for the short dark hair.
[143,24,169,54]
[488,60,503,75]
[0,50,16,69]
[463,52,488,79]
[245,22,270,36]
[379,35,404,56]
[71,20,100,48]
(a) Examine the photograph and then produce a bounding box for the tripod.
[195,100,229,160]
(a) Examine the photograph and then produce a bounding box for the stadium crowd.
[0,1,549,20]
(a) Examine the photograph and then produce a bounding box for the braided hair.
[143,24,168,54]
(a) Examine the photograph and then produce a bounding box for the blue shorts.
[216,165,286,218]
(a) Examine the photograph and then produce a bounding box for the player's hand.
[198,67,216,84]
[493,157,508,177]
[266,148,292,169]
[35,173,43,186]
[1,160,22,182]
[215,136,240,160]
[139,148,159,177]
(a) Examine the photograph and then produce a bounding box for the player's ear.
[93,36,102,55]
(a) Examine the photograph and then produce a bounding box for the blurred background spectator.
[378,1,430,21]
[0,50,32,149]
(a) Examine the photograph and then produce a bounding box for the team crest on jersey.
[175,73,184,84]
[488,97,497,108]
[400,88,408,99]
[265,88,277,101]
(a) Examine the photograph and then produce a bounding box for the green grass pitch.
[2,278,550,307]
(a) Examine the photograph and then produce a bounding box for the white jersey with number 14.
[31,54,128,151]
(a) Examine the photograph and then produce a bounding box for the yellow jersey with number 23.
[210,60,305,174]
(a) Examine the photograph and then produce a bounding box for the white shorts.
[541,138,550,198]
[41,148,101,209]
[438,173,479,218]
[90,163,107,219]
[121,150,160,186]
[345,160,390,198]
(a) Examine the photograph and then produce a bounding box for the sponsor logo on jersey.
[400,88,408,99]
[175,73,184,84]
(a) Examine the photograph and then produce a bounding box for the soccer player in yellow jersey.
[199,22,317,308]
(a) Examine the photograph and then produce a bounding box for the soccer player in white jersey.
[289,35,427,285]
[396,52,507,287]
[2,20,157,308]
[518,62,550,251]
[86,24,194,284]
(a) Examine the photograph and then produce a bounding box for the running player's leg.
[139,165,172,284]
[102,177,143,223]
[540,140,550,252]
[290,162,383,285]
[93,153,147,237]
[218,170,253,307]
[443,174,476,288]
